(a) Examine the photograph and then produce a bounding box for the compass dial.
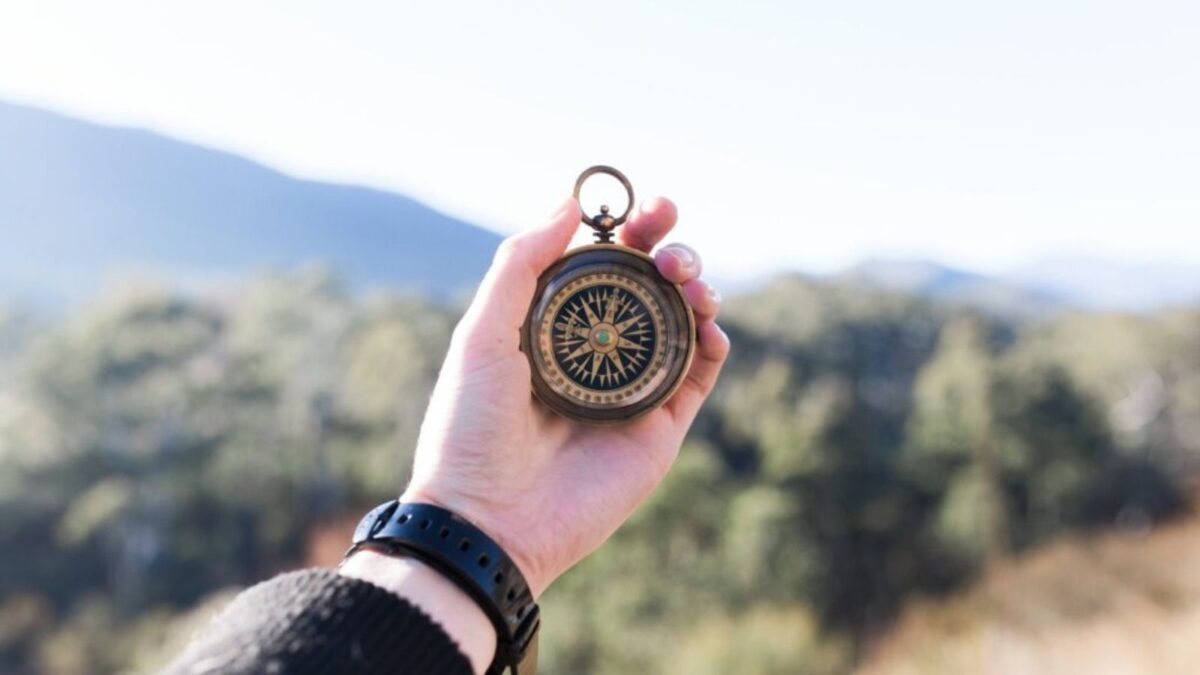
[523,246,695,423]
[542,273,665,399]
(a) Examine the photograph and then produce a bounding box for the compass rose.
[551,284,657,392]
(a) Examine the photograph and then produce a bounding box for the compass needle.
[617,294,633,320]
[617,337,649,352]
[566,304,587,326]
[581,293,602,327]
[616,312,645,333]
[608,350,629,382]
[564,342,595,361]
[588,352,604,384]
[602,289,619,323]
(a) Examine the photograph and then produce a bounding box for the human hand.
[402,196,729,598]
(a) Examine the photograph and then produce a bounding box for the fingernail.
[669,246,695,268]
[707,286,722,306]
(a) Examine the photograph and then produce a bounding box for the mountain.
[0,101,501,305]
[1005,258,1200,312]
[835,259,1063,318]
[4,101,1196,314]
[839,259,1200,316]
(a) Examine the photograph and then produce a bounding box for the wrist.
[347,500,543,674]
[340,548,496,675]
[400,485,550,597]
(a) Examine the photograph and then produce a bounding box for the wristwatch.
[345,501,540,675]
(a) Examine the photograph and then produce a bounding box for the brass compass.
[521,166,696,423]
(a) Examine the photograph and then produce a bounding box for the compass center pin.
[589,323,619,353]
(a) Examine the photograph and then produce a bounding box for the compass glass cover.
[525,248,694,421]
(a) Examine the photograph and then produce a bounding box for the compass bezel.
[521,244,696,424]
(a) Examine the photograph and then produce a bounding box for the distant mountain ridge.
[1005,258,1200,312]
[0,101,501,304]
[835,259,1062,318]
[3,101,1197,313]
[839,258,1200,315]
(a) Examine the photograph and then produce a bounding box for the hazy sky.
[1,1,1197,280]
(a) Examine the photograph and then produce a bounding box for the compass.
[521,166,695,423]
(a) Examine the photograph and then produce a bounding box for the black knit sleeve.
[162,568,474,675]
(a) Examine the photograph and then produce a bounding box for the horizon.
[2,98,1199,313]
[5,99,1199,285]
[2,2,1198,281]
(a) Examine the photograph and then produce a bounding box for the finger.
[654,244,702,284]
[681,279,721,323]
[459,197,582,348]
[665,321,730,428]
[616,196,677,253]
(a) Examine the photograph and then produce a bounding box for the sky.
[1,1,1197,280]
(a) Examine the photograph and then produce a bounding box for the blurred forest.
[1,270,1198,674]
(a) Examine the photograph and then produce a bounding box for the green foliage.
[0,272,1196,674]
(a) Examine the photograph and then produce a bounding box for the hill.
[0,101,501,304]
[840,258,1200,316]
[835,260,1062,318]
[1006,258,1200,312]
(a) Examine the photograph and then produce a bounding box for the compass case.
[521,244,696,423]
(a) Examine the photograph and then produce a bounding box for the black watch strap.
[346,501,540,675]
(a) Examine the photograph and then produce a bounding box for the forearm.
[163,566,477,675]
[339,549,497,674]
[163,189,724,675]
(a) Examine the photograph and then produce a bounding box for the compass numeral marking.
[555,322,589,343]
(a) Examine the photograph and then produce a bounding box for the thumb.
[458,197,582,351]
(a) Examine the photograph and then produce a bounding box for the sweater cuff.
[163,568,474,675]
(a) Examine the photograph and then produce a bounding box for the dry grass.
[304,511,1200,675]
[858,516,1200,675]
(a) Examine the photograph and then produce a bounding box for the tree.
[904,316,1008,566]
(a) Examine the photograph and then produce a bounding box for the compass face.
[524,246,695,422]
[547,276,662,394]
